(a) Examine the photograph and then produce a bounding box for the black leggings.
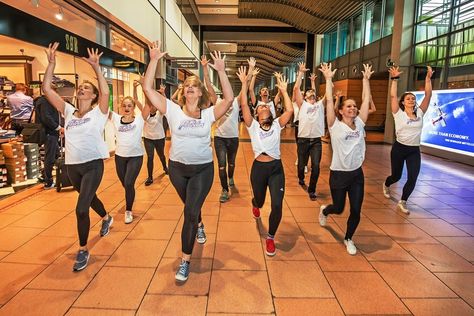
[67,159,107,247]
[294,121,299,143]
[323,168,364,240]
[143,137,167,178]
[385,141,421,201]
[250,159,285,236]
[169,160,214,255]
[297,137,322,193]
[214,136,239,191]
[115,155,143,211]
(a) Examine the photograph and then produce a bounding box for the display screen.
[413,88,474,157]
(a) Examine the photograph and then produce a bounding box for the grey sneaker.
[344,239,357,255]
[219,189,229,203]
[382,183,391,199]
[397,200,410,214]
[228,178,235,187]
[196,224,207,244]
[124,211,133,224]
[72,249,90,272]
[319,205,328,226]
[175,260,190,282]
[100,215,113,237]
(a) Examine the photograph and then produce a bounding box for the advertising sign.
[414,88,474,157]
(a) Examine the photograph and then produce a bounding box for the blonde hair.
[121,96,136,107]
[179,76,210,109]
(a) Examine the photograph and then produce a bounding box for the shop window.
[110,29,145,63]
[382,0,395,37]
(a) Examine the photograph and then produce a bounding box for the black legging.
[168,160,214,255]
[385,141,421,201]
[250,159,285,236]
[115,155,143,211]
[67,159,107,247]
[214,136,239,191]
[297,137,322,194]
[143,137,167,178]
[323,168,364,240]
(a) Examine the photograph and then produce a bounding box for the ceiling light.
[55,7,64,20]
[217,9,221,12]
[130,50,134,55]
[215,0,220,2]
[122,46,127,51]
[31,0,39,7]
[249,9,252,12]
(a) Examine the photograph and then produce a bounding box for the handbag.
[21,99,45,144]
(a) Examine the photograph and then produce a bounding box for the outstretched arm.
[319,63,336,128]
[419,66,434,113]
[142,41,168,114]
[359,63,373,123]
[133,80,143,111]
[368,96,376,114]
[209,51,234,120]
[388,66,402,114]
[276,75,294,127]
[82,48,109,114]
[249,67,259,106]
[310,72,317,91]
[201,55,217,105]
[42,42,66,114]
[171,83,182,105]
[293,62,309,107]
[236,66,253,127]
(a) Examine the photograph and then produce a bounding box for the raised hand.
[362,63,374,80]
[388,66,402,78]
[252,67,260,76]
[273,72,283,80]
[200,55,209,66]
[275,75,288,92]
[335,90,342,98]
[82,47,103,68]
[318,63,336,80]
[426,66,434,79]
[148,41,167,61]
[298,62,309,73]
[310,73,317,81]
[178,83,183,90]
[209,51,226,72]
[236,66,248,84]
[158,84,166,94]
[133,80,141,88]
[247,57,256,68]
[45,42,59,64]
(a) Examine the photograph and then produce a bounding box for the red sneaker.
[252,207,260,218]
[266,238,276,256]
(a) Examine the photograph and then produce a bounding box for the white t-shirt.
[165,99,215,164]
[215,97,239,138]
[64,103,109,164]
[292,102,299,123]
[393,108,424,146]
[247,118,283,159]
[257,100,276,118]
[329,116,366,171]
[298,100,325,138]
[111,112,144,157]
[143,112,165,140]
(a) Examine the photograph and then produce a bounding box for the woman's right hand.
[252,67,260,77]
[236,66,248,84]
[318,63,336,80]
[149,41,167,61]
[45,42,59,64]
[388,66,402,78]
[275,75,288,93]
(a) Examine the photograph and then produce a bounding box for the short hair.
[15,83,27,92]
[178,76,210,110]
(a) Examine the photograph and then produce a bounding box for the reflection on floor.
[0,132,473,315]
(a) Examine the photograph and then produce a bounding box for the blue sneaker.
[100,215,113,237]
[72,250,90,272]
[196,224,207,244]
[228,178,235,187]
[175,260,190,282]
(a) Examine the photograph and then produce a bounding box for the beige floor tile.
[207,270,273,314]
[356,236,415,261]
[403,298,474,316]
[163,232,216,259]
[299,221,345,243]
[127,219,176,240]
[223,196,253,208]
[0,263,46,304]
[0,213,23,229]
[216,221,261,242]
[436,237,474,261]
[201,201,220,216]
[310,243,373,271]
[10,210,66,229]
[435,273,474,307]
[363,209,409,224]
[213,241,266,270]
[27,255,108,291]
[141,205,183,220]
[137,294,207,316]
[0,289,80,316]
[267,261,334,297]
[73,267,154,309]
[410,218,469,237]
[147,258,212,295]
[106,239,167,267]
[377,223,439,244]
[326,271,410,315]
[219,206,255,222]
[402,243,474,272]
[0,227,43,251]
[66,308,136,316]
[274,298,344,316]
[64,231,128,256]
[2,236,75,265]
[264,234,316,261]
[372,261,457,298]
[39,216,77,238]
[2,199,51,215]
[154,193,181,205]
[0,252,8,260]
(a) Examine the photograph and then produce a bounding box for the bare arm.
[209,51,234,120]
[249,67,259,106]
[319,63,336,128]
[368,96,376,114]
[142,41,168,114]
[133,80,143,111]
[334,90,342,110]
[419,66,434,113]
[276,75,294,127]
[42,42,65,114]
[236,67,253,127]
[81,48,109,114]
[310,72,317,91]
[171,84,182,105]
[388,66,402,114]
[359,64,373,123]
[201,55,217,105]
[293,62,308,107]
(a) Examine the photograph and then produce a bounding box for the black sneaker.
[164,168,169,175]
[309,192,317,201]
[100,215,113,237]
[72,249,90,272]
[144,178,153,186]
[298,179,306,186]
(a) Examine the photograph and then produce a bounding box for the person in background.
[7,83,34,135]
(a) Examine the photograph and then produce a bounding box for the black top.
[34,96,61,136]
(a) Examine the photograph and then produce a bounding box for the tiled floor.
[0,128,473,315]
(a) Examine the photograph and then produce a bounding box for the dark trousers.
[250,159,285,236]
[11,119,29,135]
[294,121,299,142]
[115,155,143,211]
[214,136,239,191]
[323,168,364,240]
[385,141,421,201]
[297,137,322,193]
[169,160,214,255]
[44,134,59,185]
[67,159,107,247]
[143,137,167,178]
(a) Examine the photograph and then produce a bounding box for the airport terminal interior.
[0,0,473,315]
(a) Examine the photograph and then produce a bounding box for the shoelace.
[178,262,189,275]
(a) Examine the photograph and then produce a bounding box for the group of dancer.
[41,41,433,281]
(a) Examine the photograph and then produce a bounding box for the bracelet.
[391,76,400,80]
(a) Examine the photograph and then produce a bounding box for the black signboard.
[171,59,199,69]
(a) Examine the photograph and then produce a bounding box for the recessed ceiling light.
[215,0,220,2]
[249,9,252,12]
[55,7,64,20]
[122,46,127,52]
[217,9,221,12]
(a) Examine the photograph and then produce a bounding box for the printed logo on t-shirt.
[306,105,319,115]
[66,117,91,130]
[118,124,136,133]
[259,129,274,139]
[406,117,421,125]
[345,130,361,140]
[178,119,205,130]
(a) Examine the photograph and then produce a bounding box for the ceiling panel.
[195,0,238,5]
[198,7,238,14]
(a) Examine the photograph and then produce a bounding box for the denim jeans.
[214,136,239,191]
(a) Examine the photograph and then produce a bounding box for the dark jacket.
[34,96,61,136]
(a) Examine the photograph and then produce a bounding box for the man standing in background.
[7,83,34,135]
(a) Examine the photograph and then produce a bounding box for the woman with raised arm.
[383,66,433,214]
[42,43,113,271]
[318,63,373,256]
[201,55,218,106]
[249,67,277,118]
[238,67,293,257]
[142,41,233,282]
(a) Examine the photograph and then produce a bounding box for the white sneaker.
[124,211,133,224]
[382,183,391,199]
[344,239,357,255]
[295,159,298,166]
[319,205,327,227]
[304,166,308,173]
[397,200,410,215]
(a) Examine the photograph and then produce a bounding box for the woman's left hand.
[209,51,226,72]
[82,48,103,68]
[362,63,374,80]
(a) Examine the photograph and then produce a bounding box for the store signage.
[171,59,199,69]
[65,34,79,54]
